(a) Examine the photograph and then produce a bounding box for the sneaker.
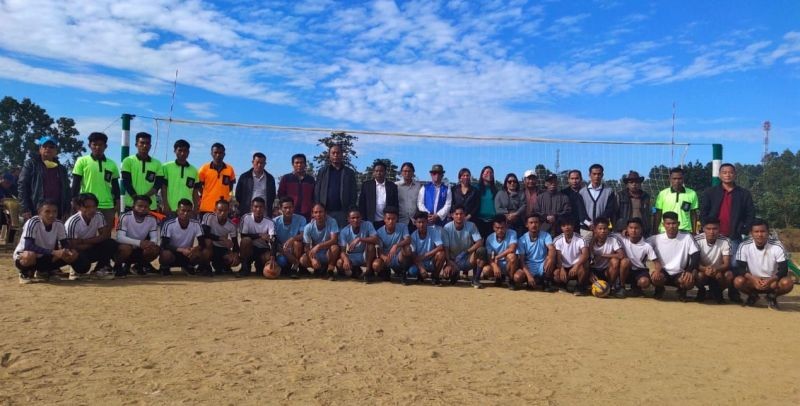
[677,289,688,302]
[432,278,443,287]
[19,273,32,284]
[236,263,252,278]
[629,287,643,297]
[744,294,759,307]
[695,287,707,302]
[766,293,779,310]
[471,279,484,289]
[68,269,80,281]
[494,277,504,287]
[182,266,197,276]
[160,267,173,276]
[114,264,129,278]
[94,268,115,280]
[400,271,410,286]
[507,280,517,291]
[33,271,50,282]
[132,264,146,276]
[728,290,743,304]
[143,263,158,274]
[200,265,214,277]
[289,264,300,279]
[327,270,336,281]
[544,280,558,293]
[653,286,665,299]
[613,287,626,299]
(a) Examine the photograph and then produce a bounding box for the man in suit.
[358,161,399,229]
[314,143,358,228]
[235,152,276,217]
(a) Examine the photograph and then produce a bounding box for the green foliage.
[0,96,85,172]
[752,149,800,228]
[313,131,358,171]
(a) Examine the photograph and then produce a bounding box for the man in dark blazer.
[314,143,358,228]
[235,152,276,217]
[358,161,399,229]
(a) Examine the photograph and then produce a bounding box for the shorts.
[452,254,471,272]
[165,247,193,267]
[591,267,610,281]
[15,255,67,277]
[526,262,544,277]
[313,249,330,264]
[627,268,651,284]
[383,251,402,269]
[495,259,509,272]
[72,239,118,273]
[660,270,684,286]
[211,245,232,264]
[346,252,366,267]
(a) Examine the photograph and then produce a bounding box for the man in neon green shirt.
[160,139,200,218]
[121,132,163,211]
[653,167,699,233]
[71,132,120,227]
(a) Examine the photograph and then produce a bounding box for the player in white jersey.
[300,203,340,280]
[238,197,278,278]
[273,196,306,278]
[553,215,589,295]
[481,214,519,288]
[693,219,732,303]
[159,199,210,276]
[65,193,117,280]
[337,207,379,280]
[441,204,486,288]
[14,199,78,284]
[587,217,624,297]
[115,195,160,277]
[646,211,699,301]
[733,219,793,309]
[373,206,412,283]
[409,211,446,285]
[202,199,240,275]
[617,217,661,297]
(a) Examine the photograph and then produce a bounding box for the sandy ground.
[1,256,799,405]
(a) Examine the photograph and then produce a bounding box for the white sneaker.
[19,274,32,284]
[68,269,80,281]
[94,268,115,280]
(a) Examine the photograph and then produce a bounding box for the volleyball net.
[122,114,711,197]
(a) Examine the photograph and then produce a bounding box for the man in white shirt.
[587,217,624,297]
[115,195,160,277]
[358,161,398,229]
[238,197,277,278]
[417,164,452,227]
[733,219,793,309]
[693,219,732,303]
[14,199,78,284]
[617,217,661,297]
[159,199,210,276]
[646,211,699,301]
[66,193,117,280]
[553,215,589,295]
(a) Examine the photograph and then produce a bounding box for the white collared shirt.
[375,180,387,221]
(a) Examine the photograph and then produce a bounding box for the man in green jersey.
[653,167,699,234]
[121,132,163,212]
[71,132,120,227]
[160,139,200,218]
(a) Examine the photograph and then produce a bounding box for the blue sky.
[1,0,798,184]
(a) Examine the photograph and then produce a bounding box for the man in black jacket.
[18,136,71,220]
[615,171,652,236]
[235,152,276,217]
[358,161,399,229]
[700,163,755,303]
[314,143,357,228]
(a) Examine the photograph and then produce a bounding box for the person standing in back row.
[358,160,398,230]
[197,143,236,216]
[71,132,120,228]
[277,153,315,221]
[314,143,357,229]
[578,164,616,239]
[121,132,162,212]
[653,167,698,234]
[236,152,276,217]
[19,136,71,221]
[160,139,200,219]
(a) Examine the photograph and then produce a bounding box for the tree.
[0,96,85,172]
[313,131,359,171]
[362,158,399,183]
[682,160,711,196]
[753,149,800,228]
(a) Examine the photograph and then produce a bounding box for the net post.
[120,114,134,210]
[711,143,722,186]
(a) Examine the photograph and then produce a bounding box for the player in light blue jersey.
[372,206,411,283]
[441,205,487,287]
[514,213,555,290]
[482,214,518,288]
[409,211,445,285]
[337,207,379,280]
[300,203,340,280]
[273,196,307,278]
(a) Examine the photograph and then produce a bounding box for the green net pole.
[120,114,134,210]
[711,144,722,186]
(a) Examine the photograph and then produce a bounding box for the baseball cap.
[37,136,58,146]
[523,169,537,178]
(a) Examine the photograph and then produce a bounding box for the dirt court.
[1,257,799,405]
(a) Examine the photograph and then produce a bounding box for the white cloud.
[183,102,217,119]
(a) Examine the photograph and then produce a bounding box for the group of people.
[9,132,794,310]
